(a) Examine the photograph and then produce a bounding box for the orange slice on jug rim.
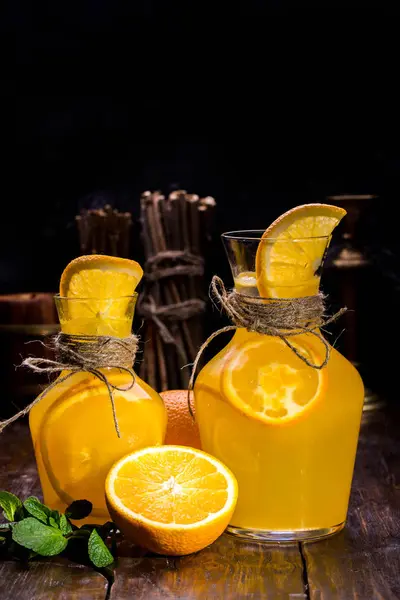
[59,255,143,336]
[60,254,143,299]
[255,203,346,298]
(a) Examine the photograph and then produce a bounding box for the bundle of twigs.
[76,205,132,256]
[138,190,216,391]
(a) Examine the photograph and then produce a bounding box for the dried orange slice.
[221,336,327,425]
[105,445,238,555]
[256,204,346,298]
[59,255,143,336]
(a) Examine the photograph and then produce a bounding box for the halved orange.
[59,255,143,336]
[256,204,346,298]
[221,336,327,425]
[105,445,238,555]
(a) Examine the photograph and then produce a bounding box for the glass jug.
[30,294,167,523]
[194,232,364,542]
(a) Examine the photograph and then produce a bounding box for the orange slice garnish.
[60,255,143,299]
[59,255,143,336]
[256,204,346,298]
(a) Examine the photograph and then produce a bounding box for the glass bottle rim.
[221,230,331,243]
[54,293,138,301]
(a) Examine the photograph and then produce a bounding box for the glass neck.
[233,275,322,299]
[56,297,136,338]
[223,232,329,299]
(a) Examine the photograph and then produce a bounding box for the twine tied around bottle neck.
[187,276,347,418]
[0,333,139,437]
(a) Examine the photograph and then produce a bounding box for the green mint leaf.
[12,517,67,556]
[59,514,73,535]
[0,523,12,530]
[50,510,61,527]
[88,529,114,568]
[0,536,6,543]
[23,497,51,524]
[49,517,59,529]
[0,491,23,522]
[65,500,92,520]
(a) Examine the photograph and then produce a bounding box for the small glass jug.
[30,294,166,523]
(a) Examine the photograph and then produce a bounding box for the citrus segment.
[221,337,326,424]
[256,204,346,298]
[105,445,238,555]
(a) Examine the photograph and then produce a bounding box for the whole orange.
[160,390,202,449]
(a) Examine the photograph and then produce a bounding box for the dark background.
[3,96,390,292]
[2,7,399,402]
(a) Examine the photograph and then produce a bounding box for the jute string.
[187,276,347,418]
[144,250,204,281]
[0,333,138,437]
[139,298,205,342]
[137,250,206,359]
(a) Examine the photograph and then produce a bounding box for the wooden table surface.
[0,407,399,600]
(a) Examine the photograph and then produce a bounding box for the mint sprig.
[0,491,115,570]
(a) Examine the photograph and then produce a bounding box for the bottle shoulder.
[29,368,166,434]
[195,330,364,393]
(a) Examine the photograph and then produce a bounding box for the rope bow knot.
[0,333,138,437]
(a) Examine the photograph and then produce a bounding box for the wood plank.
[0,421,108,600]
[0,559,108,600]
[0,419,41,499]
[110,534,306,600]
[302,408,400,600]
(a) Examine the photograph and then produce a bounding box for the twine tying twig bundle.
[138,297,206,344]
[0,333,138,437]
[137,250,206,367]
[187,276,347,418]
[144,250,204,281]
